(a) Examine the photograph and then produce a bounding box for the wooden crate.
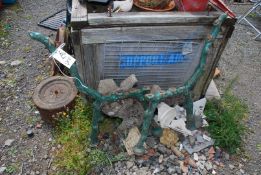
[70,0,235,100]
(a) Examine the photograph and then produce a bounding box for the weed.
[0,21,9,38]
[5,165,17,174]
[205,78,248,154]
[25,115,39,125]
[7,147,18,157]
[35,75,45,83]
[53,97,126,174]
[23,46,32,53]
[257,144,261,152]
[0,78,17,87]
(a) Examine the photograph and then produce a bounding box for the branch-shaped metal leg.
[133,101,159,155]
[90,100,103,146]
[184,93,195,130]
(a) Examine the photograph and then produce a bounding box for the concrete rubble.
[98,75,226,175]
[97,79,118,95]
[120,74,138,90]
[183,131,214,154]
[123,127,146,155]
[99,75,144,130]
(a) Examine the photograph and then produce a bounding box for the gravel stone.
[10,60,22,66]
[4,139,15,147]
[229,164,235,170]
[167,167,176,174]
[126,161,134,169]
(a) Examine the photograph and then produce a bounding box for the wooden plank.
[71,30,85,81]
[87,12,221,27]
[81,44,102,89]
[192,25,232,100]
[199,26,234,97]
[81,26,212,44]
[71,0,88,29]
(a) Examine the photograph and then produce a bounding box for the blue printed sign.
[119,52,186,68]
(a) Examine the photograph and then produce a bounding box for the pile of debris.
[93,73,227,175]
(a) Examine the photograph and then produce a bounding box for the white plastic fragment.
[193,98,207,114]
[155,102,177,128]
[179,143,183,151]
[113,0,133,12]
[202,119,209,127]
[193,153,199,161]
[205,80,221,100]
[169,118,192,136]
[155,102,192,136]
[153,167,160,174]
[203,134,212,142]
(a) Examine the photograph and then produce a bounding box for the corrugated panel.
[103,41,202,89]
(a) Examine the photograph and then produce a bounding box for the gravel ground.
[0,1,65,175]
[0,1,260,175]
[215,4,261,175]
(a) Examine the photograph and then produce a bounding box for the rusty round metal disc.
[33,76,78,111]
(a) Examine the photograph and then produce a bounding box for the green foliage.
[5,165,17,174]
[53,97,125,175]
[205,80,248,154]
[0,20,10,38]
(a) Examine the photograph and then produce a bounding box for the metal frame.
[238,1,261,40]
[29,13,227,155]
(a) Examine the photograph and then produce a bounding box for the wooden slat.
[193,25,234,99]
[71,0,88,29]
[81,26,212,44]
[87,12,221,27]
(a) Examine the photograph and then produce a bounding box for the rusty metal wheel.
[33,76,78,124]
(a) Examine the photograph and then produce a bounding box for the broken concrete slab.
[123,127,146,155]
[102,99,144,130]
[97,79,118,95]
[120,74,138,90]
[205,80,221,100]
[182,131,214,154]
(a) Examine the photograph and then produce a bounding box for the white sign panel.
[51,48,76,68]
